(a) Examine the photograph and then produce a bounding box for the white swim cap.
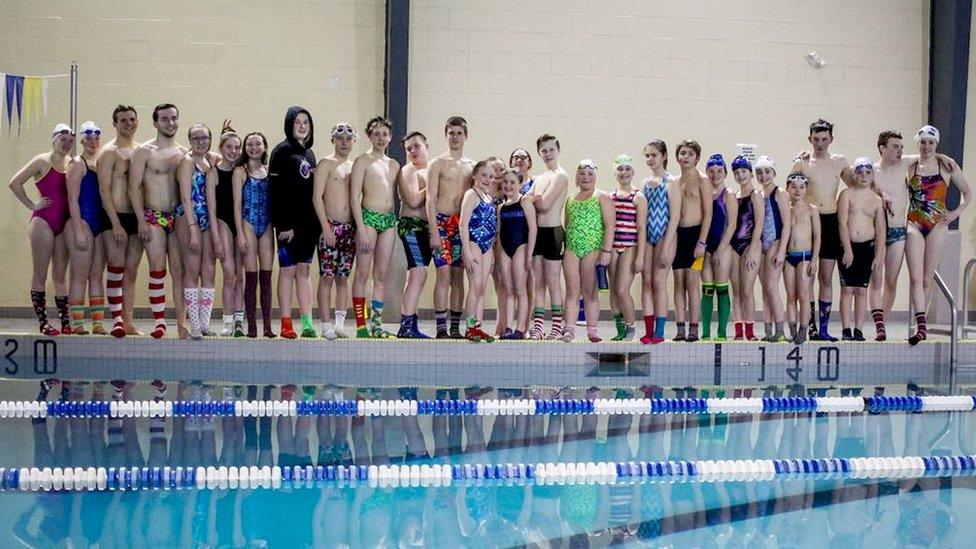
[51,123,73,137]
[79,121,101,135]
[753,155,775,172]
[577,159,598,170]
[915,125,940,143]
[852,157,874,172]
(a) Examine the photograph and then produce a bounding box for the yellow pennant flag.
[23,77,41,126]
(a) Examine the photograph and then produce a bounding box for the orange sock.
[353,297,367,329]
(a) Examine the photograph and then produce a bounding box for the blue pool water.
[0,378,974,547]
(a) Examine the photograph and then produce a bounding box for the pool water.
[0,379,974,547]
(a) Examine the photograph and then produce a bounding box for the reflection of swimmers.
[270,106,319,339]
[351,117,400,339]
[561,159,614,342]
[838,158,886,341]
[426,116,474,338]
[177,123,222,339]
[128,103,189,339]
[701,154,736,341]
[66,121,109,335]
[397,132,433,338]
[97,105,143,337]
[906,125,971,345]
[460,160,499,341]
[313,122,357,339]
[8,124,75,335]
[234,132,276,338]
[784,173,820,344]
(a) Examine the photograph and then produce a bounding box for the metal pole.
[963,258,976,336]
[69,61,78,155]
[933,271,957,393]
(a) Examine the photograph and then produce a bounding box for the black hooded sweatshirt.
[269,106,319,238]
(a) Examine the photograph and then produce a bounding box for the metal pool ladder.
[934,270,958,393]
[962,258,976,337]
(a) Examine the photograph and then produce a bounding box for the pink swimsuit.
[31,167,69,236]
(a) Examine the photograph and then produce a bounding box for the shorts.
[398,216,432,269]
[672,224,701,270]
[533,225,565,261]
[819,213,841,260]
[886,225,907,246]
[433,213,463,268]
[317,221,356,277]
[278,229,319,268]
[839,240,874,288]
[785,250,813,268]
[118,212,139,236]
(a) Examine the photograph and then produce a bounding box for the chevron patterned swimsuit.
[643,174,672,245]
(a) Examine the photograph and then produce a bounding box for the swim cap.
[577,159,598,170]
[51,123,73,137]
[612,154,633,169]
[331,122,357,139]
[852,157,874,172]
[706,154,726,170]
[731,155,752,172]
[753,155,775,173]
[915,125,940,143]
[79,121,101,135]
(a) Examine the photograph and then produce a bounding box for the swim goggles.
[331,124,357,138]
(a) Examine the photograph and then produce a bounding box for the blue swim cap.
[731,155,752,172]
[706,154,726,170]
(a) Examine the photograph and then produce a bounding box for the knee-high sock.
[715,283,731,338]
[259,270,273,330]
[69,298,86,330]
[184,287,200,333]
[199,288,216,332]
[89,296,106,325]
[55,295,70,330]
[106,265,124,324]
[353,297,367,329]
[700,283,715,338]
[31,290,51,330]
[149,270,168,336]
[244,271,258,333]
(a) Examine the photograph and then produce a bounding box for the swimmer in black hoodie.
[270,106,320,338]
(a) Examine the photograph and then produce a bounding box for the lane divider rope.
[2,454,974,492]
[1,395,972,419]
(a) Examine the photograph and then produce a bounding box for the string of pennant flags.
[0,71,69,138]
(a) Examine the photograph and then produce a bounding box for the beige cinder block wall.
[408,0,930,314]
[0,0,385,308]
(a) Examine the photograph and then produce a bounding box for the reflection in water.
[5,380,974,547]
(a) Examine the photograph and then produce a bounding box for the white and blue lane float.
[2,454,976,493]
[3,394,975,419]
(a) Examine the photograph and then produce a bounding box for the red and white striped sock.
[107,265,125,337]
[149,269,167,338]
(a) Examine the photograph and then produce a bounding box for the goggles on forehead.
[331,125,357,138]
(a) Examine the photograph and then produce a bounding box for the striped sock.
[872,309,886,340]
[435,310,448,335]
[550,306,564,337]
[106,265,125,335]
[89,296,106,323]
[69,298,86,331]
[149,270,167,338]
[531,307,546,338]
[353,297,367,329]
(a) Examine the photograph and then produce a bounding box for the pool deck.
[0,318,970,389]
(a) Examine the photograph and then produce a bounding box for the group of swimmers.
[8,108,969,344]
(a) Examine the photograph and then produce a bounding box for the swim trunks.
[31,167,69,236]
[468,194,497,254]
[144,205,183,235]
[499,201,529,258]
[243,174,271,237]
[672,224,701,269]
[819,212,841,260]
[566,195,604,257]
[398,216,432,269]
[433,213,463,268]
[886,225,907,246]
[317,220,356,277]
[839,240,875,288]
[611,189,638,251]
[362,207,397,233]
[117,212,139,236]
[190,166,211,231]
[785,250,813,267]
[533,226,565,261]
[643,175,672,245]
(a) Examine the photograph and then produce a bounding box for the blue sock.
[818,300,831,334]
[655,316,667,338]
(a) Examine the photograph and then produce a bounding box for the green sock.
[613,312,625,338]
[300,314,314,331]
[715,282,731,338]
[700,283,715,338]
